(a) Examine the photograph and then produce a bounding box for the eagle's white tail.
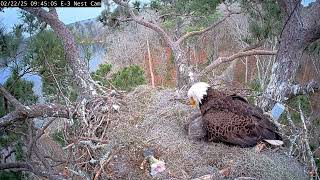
[264,139,284,146]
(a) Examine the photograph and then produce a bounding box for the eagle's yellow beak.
[188,97,196,108]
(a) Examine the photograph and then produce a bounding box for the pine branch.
[20,7,97,97]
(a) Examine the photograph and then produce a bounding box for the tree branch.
[0,162,65,180]
[0,85,25,110]
[176,11,238,45]
[113,0,173,46]
[298,102,319,179]
[0,162,32,170]
[287,80,319,99]
[0,103,70,127]
[199,49,277,77]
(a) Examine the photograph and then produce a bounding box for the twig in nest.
[93,146,122,180]
[298,101,319,179]
[286,111,301,156]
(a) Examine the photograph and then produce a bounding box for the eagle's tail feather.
[264,139,284,146]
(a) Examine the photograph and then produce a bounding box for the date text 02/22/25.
[0,0,101,7]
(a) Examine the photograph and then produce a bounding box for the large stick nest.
[46,85,308,179]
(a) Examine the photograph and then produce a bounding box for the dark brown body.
[200,88,282,147]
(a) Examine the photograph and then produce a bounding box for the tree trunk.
[21,8,97,98]
[259,0,320,110]
[172,44,194,89]
[259,41,304,110]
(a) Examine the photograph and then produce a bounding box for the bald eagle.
[187,82,282,147]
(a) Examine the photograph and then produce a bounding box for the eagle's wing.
[201,89,281,147]
[201,89,265,120]
[203,109,280,147]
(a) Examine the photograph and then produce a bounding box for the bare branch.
[113,0,173,46]
[298,102,319,179]
[0,103,70,127]
[0,162,31,170]
[176,11,238,45]
[199,49,277,77]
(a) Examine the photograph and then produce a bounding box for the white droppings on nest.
[112,104,120,112]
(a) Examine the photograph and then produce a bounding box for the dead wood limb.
[0,103,70,127]
[199,49,277,77]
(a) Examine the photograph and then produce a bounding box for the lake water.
[0,43,106,103]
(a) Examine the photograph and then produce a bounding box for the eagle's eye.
[188,97,196,108]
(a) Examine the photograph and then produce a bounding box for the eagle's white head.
[187,82,210,108]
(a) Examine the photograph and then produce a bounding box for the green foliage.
[0,133,19,148]
[132,0,141,11]
[150,0,161,10]
[0,21,37,179]
[169,50,175,64]
[242,0,282,42]
[246,79,262,104]
[19,10,43,35]
[306,40,320,56]
[25,30,77,102]
[316,158,320,176]
[0,72,35,178]
[98,5,131,27]
[150,0,222,16]
[249,78,262,92]
[151,0,222,34]
[278,95,312,124]
[161,19,176,30]
[92,64,146,91]
[14,142,24,161]
[111,65,145,91]
[51,130,65,146]
[0,25,23,60]
[83,45,93,69]
[97,9,114,27]
[0,171,23,180]
[91,64,112,85]
[0,70,38,117]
